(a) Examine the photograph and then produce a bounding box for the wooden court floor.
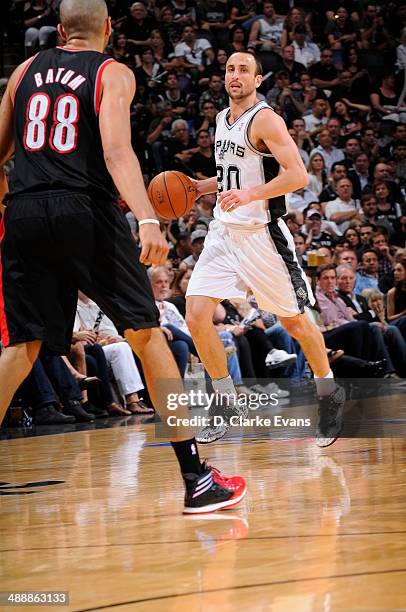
[0,418,405,611]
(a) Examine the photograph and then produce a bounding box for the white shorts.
[186,219,314,318]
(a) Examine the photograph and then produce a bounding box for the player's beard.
[226,82,256,100]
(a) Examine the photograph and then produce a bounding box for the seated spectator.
[305,209,336,250]
[325,6,358,68]
[291,24,320,68]
[225,25,248,56]
[337,267,406,376]
[196,0,231,48]
[164,119,198,172]
[342,45,371,104]
[286,186,318,218]
[359,193,393,234]
[359,222,375,247]
[168,231,192,268]
[307,152,328,197]
[374,181,403,229]
[304,100,330,138]
[293,231,307,265]
[75,294,154,415]
[70,331,131,417]
[107,32,136,70]
[361,126,380,162]
[319,161,348,204]
[371,162,403,204]
[312,128,345,173]
[148,266,198,376]
[314,264,387,367]
[171,0,196,28]
[380,123,406,158]
[291,116,314,152]
[348,152,370,198]
[156,72,192,117]
[355,248,380,294]
[309,48,339,93]
[189,129,215,179]
[333,101,362,138]
[317,246,334,264]
[281,6,312,49]
[193,99,218,138]
[370,73,406,124]
[174,25,215,81]
[330,73,371,115]
[229,0,256,26]
[198,73,228,111]
[135,47,166,91]
[343,225,361,253]
[325,177,359,233]
[23,0,57,57]
[371,231,395,279]
[149,29,178,69]
[343,136,362,169]
[361,9,395,55]
[390,214,406,248]
[196,193,216,221]
[337,247,358,272]
[292,72,324,116]
[387,259,406,339]
[18,358,84,426]
[121,2,156,50]
[275,45,306,86]
[168,268,193,317]
[180,229,207,270]
[327,116,345,148]
[248,1,283,53]
[201,48,228,84]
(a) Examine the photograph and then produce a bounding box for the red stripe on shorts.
[0,213,10,347]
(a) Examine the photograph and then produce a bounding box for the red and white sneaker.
[182,463,247,514]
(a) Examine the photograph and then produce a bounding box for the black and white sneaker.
[195,392,248,444]
[316,385,345,447]
[183,465,247,514]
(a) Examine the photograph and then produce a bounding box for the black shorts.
[0,191,159,354]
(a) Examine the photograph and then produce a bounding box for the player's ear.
[57,23,67,42]
[105,16,112,39]
[255,74,263,89]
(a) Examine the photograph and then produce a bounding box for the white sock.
[212,375,236,397]
[314,369,335,397]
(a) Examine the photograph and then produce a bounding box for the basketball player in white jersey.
[186,52,345,447]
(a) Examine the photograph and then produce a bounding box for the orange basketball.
[147,171,197,220]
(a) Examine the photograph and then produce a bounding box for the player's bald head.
[60,0,108,36]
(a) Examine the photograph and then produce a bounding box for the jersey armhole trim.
[11,54,39,107]
[94,58,116,115]
[244,107,274,158]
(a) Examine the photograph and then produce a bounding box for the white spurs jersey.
[213,100,286,226]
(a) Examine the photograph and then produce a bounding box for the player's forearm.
[194,176,218,196]
[104,149,158,221]
[249,168,308,202]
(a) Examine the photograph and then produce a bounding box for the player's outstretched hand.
[218,189,252,212]
[139,223,169,266]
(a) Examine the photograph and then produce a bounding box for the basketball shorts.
[186,219,314,317]
[0,191,159,354]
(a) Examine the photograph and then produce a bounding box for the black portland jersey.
[10,47,116,200]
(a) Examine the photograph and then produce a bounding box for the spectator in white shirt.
[311,128,345,173]
[75,294,154,415]
[303,98,329,136]
[174,25,214,77]
[325,177,359,233]
[291,25,320,68]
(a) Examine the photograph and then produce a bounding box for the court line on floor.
[1,531,405,553]
[74,568,406,611]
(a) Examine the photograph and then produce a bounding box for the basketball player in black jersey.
[0,0,246,514]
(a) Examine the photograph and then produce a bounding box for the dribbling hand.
[139,224,169,266]
[218,189,253,212]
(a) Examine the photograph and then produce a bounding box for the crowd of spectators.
[2,0,406,427]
